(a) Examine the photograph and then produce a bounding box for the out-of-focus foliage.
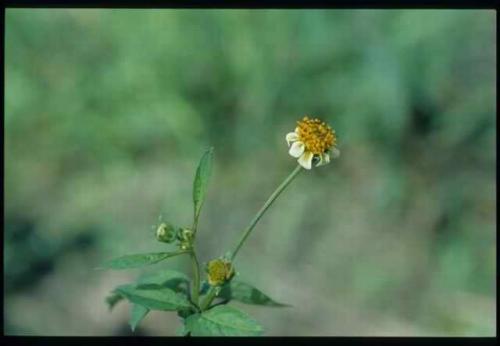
[4,9,496,336]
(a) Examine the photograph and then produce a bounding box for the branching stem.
[200,164,303,311]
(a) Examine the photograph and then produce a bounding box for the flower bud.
[177,227,194,251]
[207,258,235,286]
[156,223,177,243]
[178,228,194,242]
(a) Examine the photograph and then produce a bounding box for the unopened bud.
[177,227,194,251]
[177,228,194,242]
[156,223,177,243]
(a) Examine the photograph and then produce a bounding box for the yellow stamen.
[207,259,234,286]
[296,116,336,155]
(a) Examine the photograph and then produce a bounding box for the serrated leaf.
[218,281,290,307]
[105,292,125,311]
[100,251,185,270]
[185,305,263,336]
[116,284,192,311]
[193,147,214,222]
[129,304,150,332]
[106,271,190,312]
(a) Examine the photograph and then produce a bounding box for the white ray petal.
[298,151,314,170]
[315,154,323,167]
[323,153,330,164]
[285,132,299,146]
[289,141,305,158]
[316,152,330,167]
[331,147,340,159]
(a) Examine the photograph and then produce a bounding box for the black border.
[0,336,498,344]
[1,0,499,9]
[1,0,498,342]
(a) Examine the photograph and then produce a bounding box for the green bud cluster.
[155,223,195,251]
[178,228,194,251]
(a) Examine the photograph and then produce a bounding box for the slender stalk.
[189,211,201,308]
[200,164,303,311]
[190,249,201,308]
[200,288,217,311]
[230,164,302,260]
[192,215,200,236]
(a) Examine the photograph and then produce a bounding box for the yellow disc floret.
[207,259,235,286]
[296,116,336,155]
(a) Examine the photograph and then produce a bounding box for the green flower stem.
[190,249,201,308]
[200,288,218,311]
[192,217,200,237]
[230,164,303,260]
[189,209,202,309]
[200,164,303,311]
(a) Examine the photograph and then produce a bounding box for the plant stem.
[189,208,202,308]
[190,249,201,308]
[200,164,303,311]
[192,216,199,236]
[200,288,217,311]
[230,164,302,260]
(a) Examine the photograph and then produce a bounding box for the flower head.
[206,258,235,286]
[286,116,339,169]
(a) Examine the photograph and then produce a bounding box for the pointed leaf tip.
[218,281,290,307]
[129,304,150,332]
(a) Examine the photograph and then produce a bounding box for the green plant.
[102,116,339,336]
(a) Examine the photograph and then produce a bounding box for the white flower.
[286,116,339,170]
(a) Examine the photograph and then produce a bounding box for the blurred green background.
[4,9,496,336]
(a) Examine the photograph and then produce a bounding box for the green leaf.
[136,270,190,296]
[185,305,263,336]
[176,324,189,336]
[137,269,189,287]
[100,251,186,270]
[193,147,214,222]
[218,281,290,307]
[106,270,190,312]
[129,304,150,332]
[105,292,125,311]
[116,284,192,311]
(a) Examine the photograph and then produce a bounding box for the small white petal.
[316,153,330,167]
[315,154,323,167]
[324,153,330,163]
[285,132,299,146]
[298,151,314,170]
[289,141,305,158]
[295,127,300,133]
[331,147,340,158]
